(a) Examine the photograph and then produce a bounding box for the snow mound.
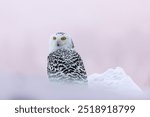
[88,67,142,94]
[0,67,144,99]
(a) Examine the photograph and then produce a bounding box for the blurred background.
[0,0,150,99]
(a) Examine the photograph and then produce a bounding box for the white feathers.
[49,32,74,54]
[47,32,87,83]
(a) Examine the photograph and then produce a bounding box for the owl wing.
[47,49,87,82]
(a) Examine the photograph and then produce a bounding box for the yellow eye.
[61,37,66,40]
[53,37,56,40]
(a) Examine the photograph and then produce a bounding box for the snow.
[88,67,142,94]
[0,67,148,100]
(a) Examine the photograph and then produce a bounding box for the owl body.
[47,32,87,83]
[47,48,87,83]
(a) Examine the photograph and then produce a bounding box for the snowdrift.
[0,67,148,99]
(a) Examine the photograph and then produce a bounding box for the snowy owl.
[47,32,87,83]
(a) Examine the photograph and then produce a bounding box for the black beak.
[57,43,60,47]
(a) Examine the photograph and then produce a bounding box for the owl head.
[49,32,74,53]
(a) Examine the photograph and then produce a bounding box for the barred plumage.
[47,32,87,83]
[47,49,87,83]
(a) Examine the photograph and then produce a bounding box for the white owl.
[47,32,87,83]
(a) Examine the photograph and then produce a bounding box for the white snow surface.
[88,67,142,93]
[0,67,148,99]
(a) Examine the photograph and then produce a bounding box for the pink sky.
[0,0,150,88]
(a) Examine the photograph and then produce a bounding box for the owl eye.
[53,37,56,40]
[61,37,66,40]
